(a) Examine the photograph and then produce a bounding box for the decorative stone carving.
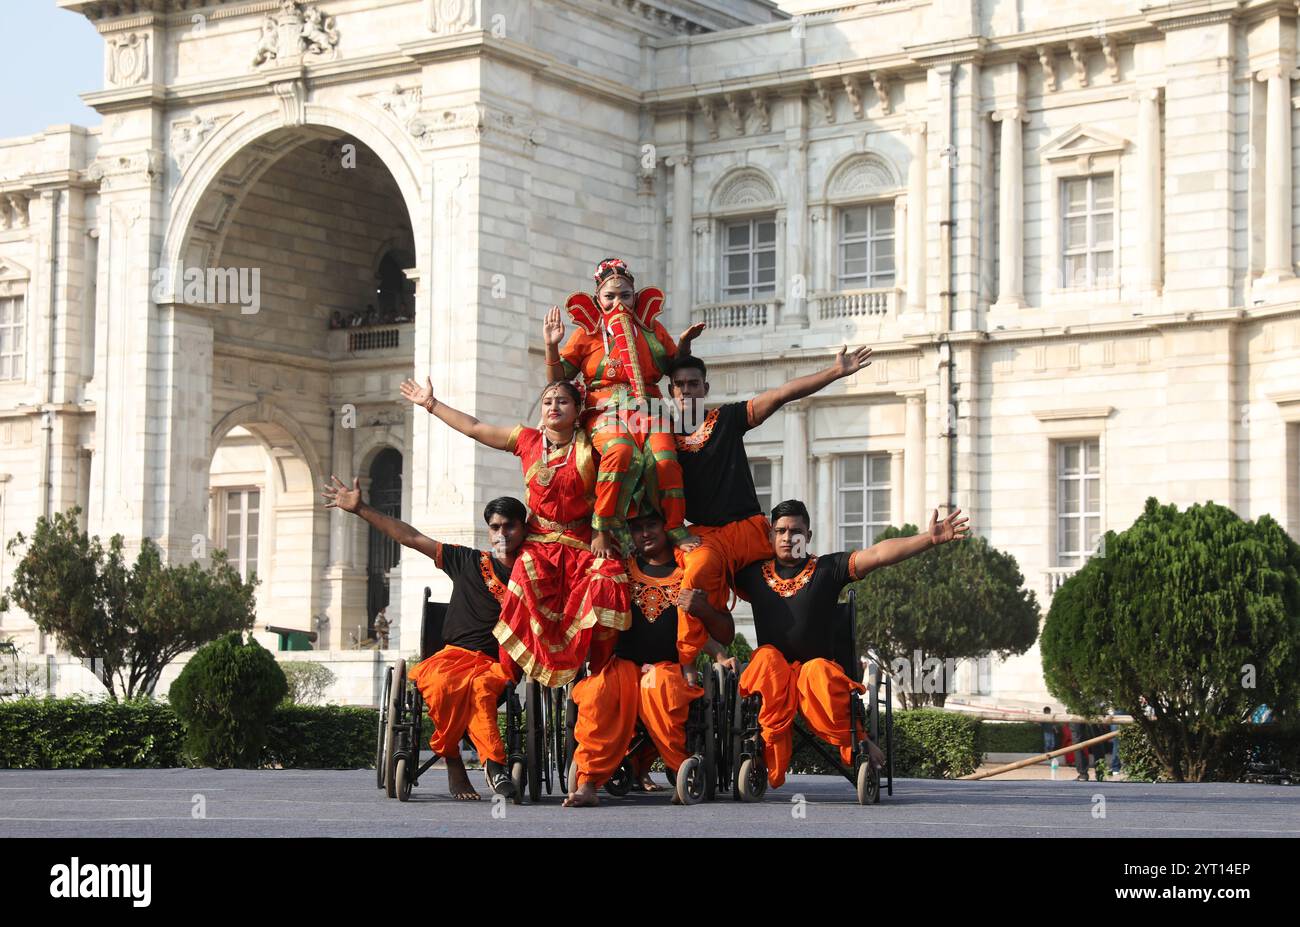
[843,75,863,120]
[0,257,30,297]
[1100,35,1120,83]
[428,0,476,34]
[370,85,427,138]
[252,1,339,68]
[713,169,777,210]
[0,195,30,231]
[723,92,746,135]
[169,115,220,175]
[751,90,771,132]
[85,151,165,192]
[827,153,897,200]
[271,79,307,126]
[816,80,836,123]
[1037,46,1058,92]
[699,99,718,141]
[1068,40,1089,87]
[871,72,892,115]
[108,32,149,86]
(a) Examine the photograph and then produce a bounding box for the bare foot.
[563,781,600,807]
[866,740,886,770]
[638,771,661,792]
[671,792,683,806]
[446,756,482,801]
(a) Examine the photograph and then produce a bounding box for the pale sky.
[0,0,809,141]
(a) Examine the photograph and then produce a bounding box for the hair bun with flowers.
[593,257,634,288]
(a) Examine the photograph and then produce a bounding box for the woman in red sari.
[399,376,630,687]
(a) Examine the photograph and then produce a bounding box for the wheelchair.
[561,657,728,805]
[727,588,894,805]
[375,587,530,803]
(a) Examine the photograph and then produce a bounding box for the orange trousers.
[681,514,774,612]
[738,645,866,789]
[407,645,511,764]
[570,656,703,788]
[589,408,687,542]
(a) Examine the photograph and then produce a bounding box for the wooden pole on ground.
[960,729,1120,781]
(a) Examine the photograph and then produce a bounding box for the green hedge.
[978,722,1047,754]
[1119,721,1300,783]
[0,698,378,770]
[787,708,981,779]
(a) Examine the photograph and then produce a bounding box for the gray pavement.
[2,768,1298,837]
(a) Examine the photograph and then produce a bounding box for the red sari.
[493,425,631,687]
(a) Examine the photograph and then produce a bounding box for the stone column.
[815,454,833,544]
[781,403,809,502]
[1259,68,1296,281]
[667,154,694,331]
[328,409,355,567]
[889,449,904,527]
[903,390,926,527]
[905,122,928,312]
[784,137,809,324]
[1136,88,1163,293]
[991,108,1026,308]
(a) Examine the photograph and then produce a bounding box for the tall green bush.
[1041,497,1300,781]
[168,633,287,768]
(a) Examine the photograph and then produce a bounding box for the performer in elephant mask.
[543,257,704,559]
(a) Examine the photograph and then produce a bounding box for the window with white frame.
[1055,439,1101,567]
[721,216,777,299]
[1061,174,1115,288]
[837,454,891,550]
[0,296,25,381]
[751,459,773,519]
[838,204,895,289]
[223,488,260,582]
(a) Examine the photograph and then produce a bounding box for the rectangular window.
[0,296,25,381]
[224,489,261,582]
[1061,174,1115,288]
[751,459,773,519]
[1055,439,1101,567]
[837,454,891,551]
[838,204,896,289]
[721,217,777,299]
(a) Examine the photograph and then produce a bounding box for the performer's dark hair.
[627,508,664,527]
[540,379,582,405]
[770,499,811,529]
[483,496,527,525]
[667,355,708,381]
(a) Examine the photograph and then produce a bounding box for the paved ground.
[2,768,1298,837]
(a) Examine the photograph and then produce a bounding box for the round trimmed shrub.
[168,632,287,768]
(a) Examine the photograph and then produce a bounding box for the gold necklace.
[537,433,575,487]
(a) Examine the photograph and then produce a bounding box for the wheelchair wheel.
[376,665,393,789]
[675,755,707,806]
[857,759,881,805]
[396,756,412,802]
[510,759,525,806]
[604,758,635,796]
[737,757,766,803]
[384,658,405,799]
[525,679,543,802]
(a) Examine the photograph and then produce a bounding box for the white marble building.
[1,0,1298,706]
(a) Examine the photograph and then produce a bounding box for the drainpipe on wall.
[936,67,956,514]
[40,190,62,522]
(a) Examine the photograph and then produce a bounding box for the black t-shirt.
[675,401,762,527]
[734,553,854,665]
[438,544,510,657]
[615,557,681,666]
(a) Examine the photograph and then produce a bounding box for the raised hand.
[543,306,566,347]
[322,475,363,513]
[928,506,970,545]
[831,344,873,379]
[678,322,706,345]
[399,375,434,411]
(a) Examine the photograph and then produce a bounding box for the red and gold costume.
[569,549,710,787]
[558,259,688,544]
[492,424,631,687]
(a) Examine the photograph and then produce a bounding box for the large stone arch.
[161,101,428,278]
[209,398,324,495]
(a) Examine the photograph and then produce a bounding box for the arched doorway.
[366,447,403,637]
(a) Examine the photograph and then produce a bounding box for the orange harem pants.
[586,403,688,543]
[681,513,774,612]
[408,645,512,764]
[738,645,866,789]
[570,657,704,788]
